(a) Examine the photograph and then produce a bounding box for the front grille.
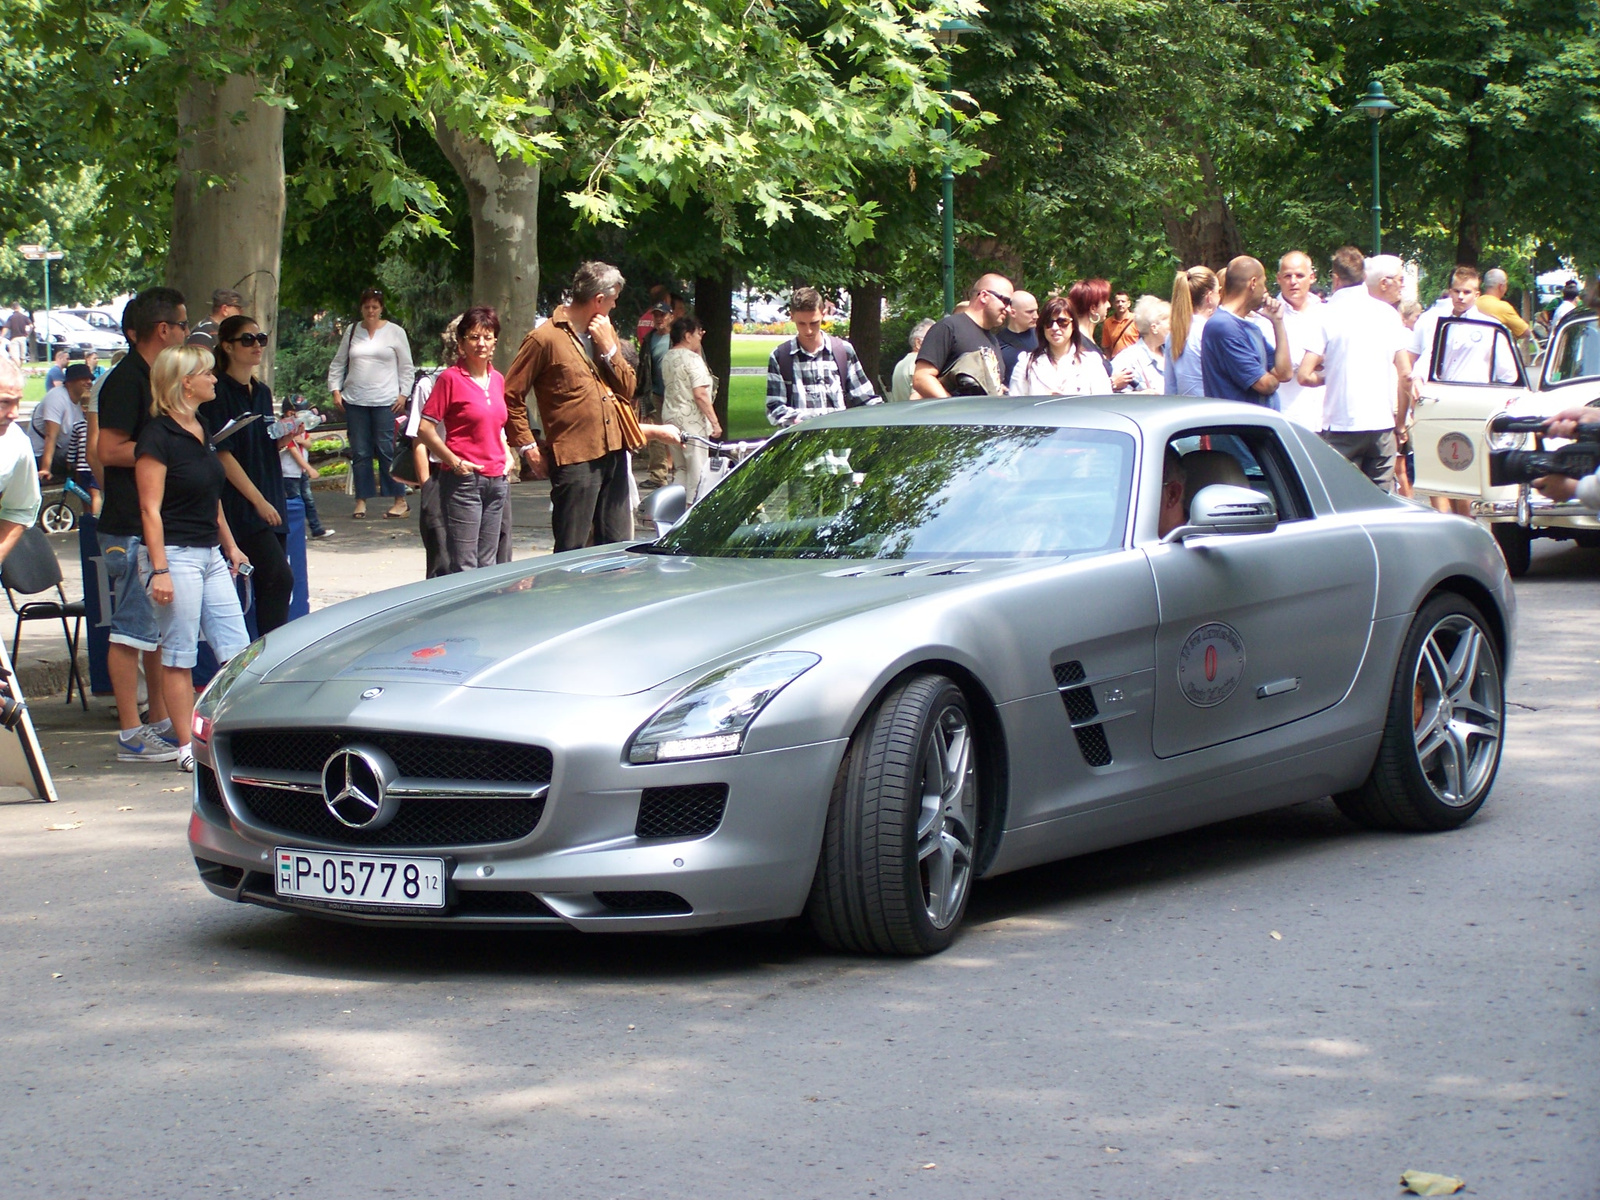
[228,731,552,785]
[197,765,227,820]
[234,783,545,847]
[595,890,693,915]
[454,891,559,916]
[636,784,728,839]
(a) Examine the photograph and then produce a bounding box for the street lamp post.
[17,243,66,363]
[1355,80,1397,254]
[934,20,977,314]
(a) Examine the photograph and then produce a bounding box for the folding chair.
[1,525,87,709]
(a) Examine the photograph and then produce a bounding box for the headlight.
[192,637,266,741]
[1487,430,1528,451]
[628,652,820,763]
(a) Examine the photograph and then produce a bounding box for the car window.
[654,424,1135,560]
[1430,317,1524,386]
[1545,317,1600,387]
[1167,426,1312,524]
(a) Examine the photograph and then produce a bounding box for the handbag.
[387,369,441,487]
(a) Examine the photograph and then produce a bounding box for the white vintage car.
[1411,310,1600,574]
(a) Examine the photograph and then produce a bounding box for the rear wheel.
[807,674,980,956]
[1335,594,1504,831]
[1491,522,1531,577]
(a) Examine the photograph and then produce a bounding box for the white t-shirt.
[1252,294,1324,431]
[1408,308,1516,384]
[0,422,41,527]
[1305,287,1408,433]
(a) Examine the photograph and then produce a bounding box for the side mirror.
[643,483,688,534]
[1162,484,1279,544]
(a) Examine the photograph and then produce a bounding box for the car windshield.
[1545,315,1600,386]
[653,424,1134,560]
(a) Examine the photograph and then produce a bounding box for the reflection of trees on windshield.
[657,425,1132,560]
[1550,319,1600,383]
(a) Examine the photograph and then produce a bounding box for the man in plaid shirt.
[765,287,880,426]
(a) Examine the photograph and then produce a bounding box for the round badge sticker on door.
[1437,432,1475,471]
[1178,622,1246,708]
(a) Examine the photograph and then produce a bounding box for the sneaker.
[117,726,180,763]
[176,745,195,773]
[312,529,336,539]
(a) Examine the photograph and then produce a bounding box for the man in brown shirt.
[1099,291,1138,356]
[504,262,679,552]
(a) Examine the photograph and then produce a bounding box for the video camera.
[1486,415,1600,488]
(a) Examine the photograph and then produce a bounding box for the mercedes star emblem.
[360,687,384,700]
[321,746,399,829]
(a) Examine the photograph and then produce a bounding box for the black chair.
[1,525,87,709]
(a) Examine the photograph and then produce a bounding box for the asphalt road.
[2,541,1595,1198]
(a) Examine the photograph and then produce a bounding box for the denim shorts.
[137,545,252,669]
[97,532,161,653]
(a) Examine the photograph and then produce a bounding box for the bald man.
[1200,255,1291,404]
[913,273,1013,397]
[1476,267,1530,339]
[1246,251,1326,430]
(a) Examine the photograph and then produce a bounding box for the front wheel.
[1335,593,1504,831]
[807,674,981,956]
[40,502,75,534]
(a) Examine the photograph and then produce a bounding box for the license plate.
[275,848,447,909]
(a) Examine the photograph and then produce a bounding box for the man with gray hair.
[891,319,937,403]
[504,261,680,552]
[1295,252,1411,489]
[186,288,244,348]
[1475,267,1531,340]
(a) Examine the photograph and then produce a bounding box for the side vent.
[1053,660,1114,767]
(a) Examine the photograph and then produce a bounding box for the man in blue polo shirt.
[1201,256,1292,404]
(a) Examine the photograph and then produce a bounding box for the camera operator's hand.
[1545,407,1600,439]
[1532,475,1579,502]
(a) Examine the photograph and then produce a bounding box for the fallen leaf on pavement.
[160,787,184,793]
[1401,1169,1465,1195]
[116,806,134,812]
[1270,930,1283,940]
[920,1163,936,1169]
[50,973,62,979]
[45,822,82,831]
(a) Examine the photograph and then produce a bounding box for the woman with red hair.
[1008,280,1135,396]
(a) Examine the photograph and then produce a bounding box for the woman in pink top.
[416,306,511,571]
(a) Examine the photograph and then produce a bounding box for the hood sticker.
[337,636,494,682]
[1178,622,1246,708]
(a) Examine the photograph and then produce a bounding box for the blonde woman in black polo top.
[136,344,253,773]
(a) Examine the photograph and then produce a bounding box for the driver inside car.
[1159,443,1251,538]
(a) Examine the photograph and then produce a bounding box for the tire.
[1335,593,1504,832]
[1492,522,1531,577]
[807,674,981,956]
[40,502,75,535]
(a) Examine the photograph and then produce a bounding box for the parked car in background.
[1411,312,1600,574]
[59,307,124,336]
[31,310,127,359]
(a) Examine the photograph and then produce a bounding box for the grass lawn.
[725,375,771,440]
[23,374,45,405]
[729,335,784,370]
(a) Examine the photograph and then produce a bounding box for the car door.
[1412,317,1528,502]
[1145,429,1378,758]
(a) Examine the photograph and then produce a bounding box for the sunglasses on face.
[161,319,190,331]
[1046,317,1073,329]
[984,290,1013,308]
[230,332,270,347]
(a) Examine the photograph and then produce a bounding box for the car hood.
[262,552,1013,696]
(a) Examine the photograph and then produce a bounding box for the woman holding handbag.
[326,287,414,519]
[415,306,511,572]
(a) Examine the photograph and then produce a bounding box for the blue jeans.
[137,545,252,669]
[97,532,161,653]
[345,404,405,500]
[286,474,325,536]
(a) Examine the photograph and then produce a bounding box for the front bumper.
[187,682,849,932]
[1467,498,1598,527]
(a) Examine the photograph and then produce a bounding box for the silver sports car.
[188,396,1515,955]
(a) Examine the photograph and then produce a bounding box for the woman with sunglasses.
[326,287,414,519]
[200,314,295,633]
[1009,292,1135,396]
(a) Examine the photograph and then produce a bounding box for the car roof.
[800,393,1295,443]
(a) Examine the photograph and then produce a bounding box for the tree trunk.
[167,74,285,383]
[1161,149,1243,270]
[1453,129,1487,268]
[849,276,885,396]
[434,118,541,373]
[694,267,734,432]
